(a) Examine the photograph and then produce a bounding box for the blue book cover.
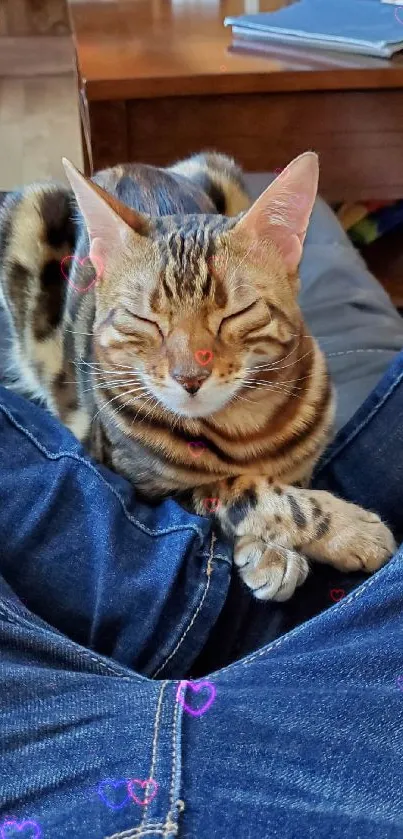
[224,0,403,58]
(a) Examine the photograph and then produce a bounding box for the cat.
[0,150,395,601]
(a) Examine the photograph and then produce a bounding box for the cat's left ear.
[62,158,148,268]
[234,151,319,273]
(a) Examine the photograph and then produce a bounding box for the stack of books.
[224,0,403,59]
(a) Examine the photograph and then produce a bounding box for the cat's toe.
[348,519,396,572]
[234,536,309,601]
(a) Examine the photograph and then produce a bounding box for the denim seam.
[109,831,173,838]
[151,532,217,679]
[315,366,403,475]
[166,687,181,836]
[0,402,206,541]
[139,682,168,831]
[0,603,132,679]
[106,684,175,839]
[105,826,168,838]
[212,546,403,677]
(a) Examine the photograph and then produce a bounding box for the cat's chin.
[158,398,224,420]
[153,386,235,419]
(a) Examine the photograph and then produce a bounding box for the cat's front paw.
[234,535,309,601]
[306,496,396,572]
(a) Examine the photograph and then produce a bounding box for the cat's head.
[63,153,318,419]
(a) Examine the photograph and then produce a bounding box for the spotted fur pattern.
[0,152,395,601]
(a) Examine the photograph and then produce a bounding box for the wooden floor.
[0,73,82,190]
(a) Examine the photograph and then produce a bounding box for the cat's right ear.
[62,158,148,267]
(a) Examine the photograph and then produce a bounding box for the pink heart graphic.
[330,588,345,603]
[203,497,221,513]
[60,255,103,293]
[195,349,213,366]
[176,680,216,718]
[0,821,41,839]
[127,778,159,807]
[188,442,205,458]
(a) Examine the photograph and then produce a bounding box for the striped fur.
[0,151,395,601]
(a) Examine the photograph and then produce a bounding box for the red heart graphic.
[127,778,159,807]
[195,349,213,366]
[188,442,205,458]
[60,255,103,293]
[330,588,345,602]
[203,497,221,513]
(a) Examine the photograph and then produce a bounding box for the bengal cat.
[0,150,395,601]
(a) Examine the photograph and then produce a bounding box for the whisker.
[80,381,147,394]
[91,385,150,423]
[64,328,94,337]
[76,358,141,373]
[131,394,156,425]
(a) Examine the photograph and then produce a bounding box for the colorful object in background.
[335,199,403,247]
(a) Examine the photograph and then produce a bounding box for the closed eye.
[120,308,164,339]
[218,300,261,334]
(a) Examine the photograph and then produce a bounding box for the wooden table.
[68,0,403,203]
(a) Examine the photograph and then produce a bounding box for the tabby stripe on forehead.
[203,272,212,297]
[167,231,179,262]
[162,275,174,300]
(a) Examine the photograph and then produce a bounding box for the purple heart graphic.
[396,675,403,692]
[97,779,130,810]
[127,778,159,806]
[176,680,216,717]
[0,821,41,839]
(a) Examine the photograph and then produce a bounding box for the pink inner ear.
[238,152,319,272]
[90,236,107,268]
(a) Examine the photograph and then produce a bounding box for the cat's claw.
[234,535,309,601]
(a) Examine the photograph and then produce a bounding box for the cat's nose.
[172,370,211,395]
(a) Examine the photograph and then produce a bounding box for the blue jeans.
[1,348,403,839]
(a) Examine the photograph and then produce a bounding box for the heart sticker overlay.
[127,778,159,807]
[60,255,103,293]
[176,679,216,718]
[396,675,403,692]
[0,821,41,839]
[203,497,221,513]
[188,441,205,458]
[97,778,130,810]
[330,588,345,603]
[195,349,213,366]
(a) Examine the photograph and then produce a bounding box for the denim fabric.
[1,348,403,838]
[0,385,233,681]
